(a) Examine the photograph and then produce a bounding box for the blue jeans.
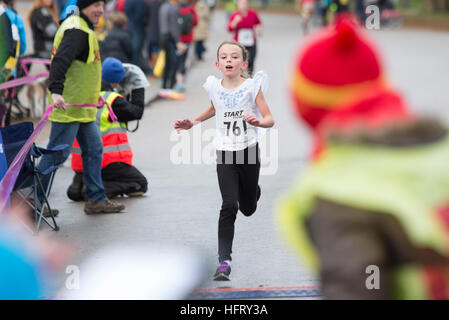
[37,121,107,203]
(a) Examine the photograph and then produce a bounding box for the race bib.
[220,109,249,145]
[237,29,254,47]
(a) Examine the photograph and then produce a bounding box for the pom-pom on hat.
[102,57,125,83]
[291,16,388,129]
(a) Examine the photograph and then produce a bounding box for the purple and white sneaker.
[213,262,231,281]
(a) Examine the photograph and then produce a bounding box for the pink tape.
[20,58,51,66]
[0,105,54,213]
[0,58,51,90]
[0,72,50,91]
[0,100,118,213]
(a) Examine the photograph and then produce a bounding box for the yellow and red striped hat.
[291,17,388,129]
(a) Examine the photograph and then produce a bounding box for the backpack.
[178,10,194,36]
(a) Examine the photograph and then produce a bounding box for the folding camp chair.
[0,122,69,231]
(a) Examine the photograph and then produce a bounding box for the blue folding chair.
[0,122,69,231]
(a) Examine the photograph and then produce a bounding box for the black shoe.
[213,262,231,281]
[257,185,261,201]
[67,172,84,201]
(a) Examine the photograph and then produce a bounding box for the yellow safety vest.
[71,91,133,172]
[278,135,449,299]
[49,15,101,123]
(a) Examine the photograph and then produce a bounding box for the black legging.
[161,35,177,89]
[244,45,257,77]
[216,144,260,262]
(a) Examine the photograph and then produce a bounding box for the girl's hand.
[174,119,194,130]
[231,14,242,28]
[244,114,260,127]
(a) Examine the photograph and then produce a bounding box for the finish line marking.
[190,285,321,299]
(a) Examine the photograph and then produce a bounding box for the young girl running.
[173,41,274,281]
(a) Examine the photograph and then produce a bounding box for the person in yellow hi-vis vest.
[67,57,148,201]
[278,18,449,299]
[37,0,125,215]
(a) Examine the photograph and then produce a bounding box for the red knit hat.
[291,16,388,129]
[311,88,414,160]
[318,88,413,136]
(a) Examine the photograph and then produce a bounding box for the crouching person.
[67,57,148,201]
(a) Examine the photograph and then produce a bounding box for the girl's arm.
[174,103,216,130]
[228,13,242,31]
[244,89,274,128]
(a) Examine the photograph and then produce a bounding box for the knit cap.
[78,0,103,11]
[102,57,125,83]
[291,17,387,129]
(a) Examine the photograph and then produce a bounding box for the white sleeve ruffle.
[251,71,268,103]
[202,75,218,100]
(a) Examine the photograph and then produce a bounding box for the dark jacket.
[146,0,162,43]
[29,7,58,59]
[124,0,147,30]
[102,82,144,122]
[100,28,133,63]
[48,12,92,95]
[159,1,180,43]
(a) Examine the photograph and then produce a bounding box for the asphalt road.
[12,3,449,298]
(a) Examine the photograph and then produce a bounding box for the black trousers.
[216,144,260,262]
[161,35,177,89]
[102,162,148,198]
[67,162,148,201]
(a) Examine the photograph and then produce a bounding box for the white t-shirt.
[203,71,268,151]
[118,63,150,96]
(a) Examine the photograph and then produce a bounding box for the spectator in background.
[116,0,126,11]
[146,0,162,74]
[59,0,76,22]
[193,0,210,61]
[175,0,197,93]
[227,0,261,77]
[206,0,215,12]
[28,0,59,59]
[0,1,20,84]
[1,0,26,58]
[55,0,68,15]
[158,0,186,97]
[100,11,133,63]
[124,0,148,67]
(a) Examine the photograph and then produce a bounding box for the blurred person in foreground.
[0,199,72,299]
[67,57,148,201]
[278,17,449,299]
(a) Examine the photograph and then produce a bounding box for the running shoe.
[175,83,186,93]
[169,91,185,100]
[158,89,173,98]
[213,262,231,281]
